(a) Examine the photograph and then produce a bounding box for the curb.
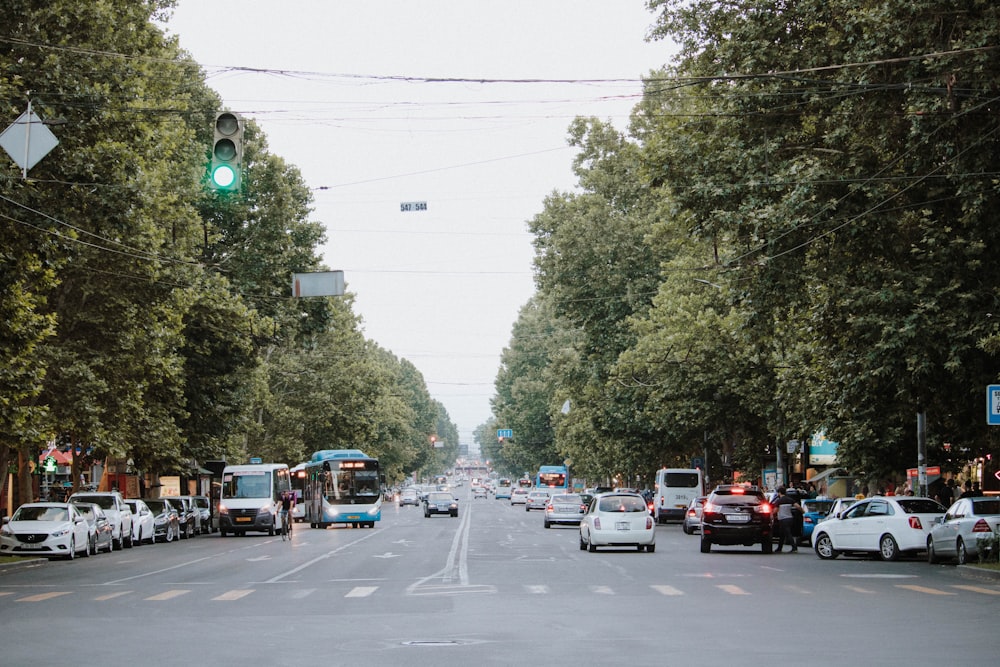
[955,564,1000,583]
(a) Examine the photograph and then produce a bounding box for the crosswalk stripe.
[717,584,749,595]
[146,590,190,601]
[213,589,255,601]
[525,585,548,594]
[345,586,378,598]
[950,585,1000,596]
[94,591,132,601]
[895,585,956,596]
[0,592,15,597]
[591,585,614,595]
[16,591,71,603]
[783,585,813,595]
[651,585,684,596]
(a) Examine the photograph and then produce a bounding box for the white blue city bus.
[536,465,569,490]
[304,449,384,528]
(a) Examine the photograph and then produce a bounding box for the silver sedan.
[927,496,1000,565]
[543,493,587,528]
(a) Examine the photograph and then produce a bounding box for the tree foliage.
[0,0,451,502]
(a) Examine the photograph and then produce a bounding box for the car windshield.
[802,500,836,513]
[897,499,946,513]
[144,500,169,513]
[14,506,69,521]
[598,496,647,512]
[72,495,115,510]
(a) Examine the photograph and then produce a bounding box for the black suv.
[700,485,773,554]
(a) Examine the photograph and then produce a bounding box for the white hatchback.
[579,492,656,552]
[811,496,946,561]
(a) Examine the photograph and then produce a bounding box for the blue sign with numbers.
[988,385,1000,425]
[497,429,513,439]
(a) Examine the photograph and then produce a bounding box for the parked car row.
[0,491,215,560]
[676,484,999,566]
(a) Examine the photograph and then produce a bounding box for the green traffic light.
[211,164,237,189]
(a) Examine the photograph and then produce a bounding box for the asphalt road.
[1,490,997,666]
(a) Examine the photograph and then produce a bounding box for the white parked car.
[811,496,946,561]
[69,491,134,550]
[927,496,1000,565]
[579,492,656,552]
[0,502,91,559]
[124,498,156,545]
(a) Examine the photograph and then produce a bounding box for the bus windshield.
[322,469,380,501]
[223,471,271,499]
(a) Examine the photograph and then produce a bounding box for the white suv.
[69,491,134,550]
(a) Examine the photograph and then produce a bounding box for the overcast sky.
[163,1,677,448]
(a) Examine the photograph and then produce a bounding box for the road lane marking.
[895,585,956,596]
[146,589,190,601]
[213,589,255,601]
[104,556,217,584]
[591,585,614,595]
[844,585,875,594]
[525,585,548,594]
[94,591,132,601]
[0,592,15,597]
[951,585,1000,596]
[345,586,378,598]
[717,585,749,595]
[651,585,684,596]
[291,588,316,599]
[16,591,71,602]
[264,529,382,584]
[407,505,474,595]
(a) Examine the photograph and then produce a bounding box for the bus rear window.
[664,473,700,487]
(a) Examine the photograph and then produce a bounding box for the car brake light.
[703,501,716,514]
[759,503,772,514]
[645,516,653,529]
[908,516,923,530]
[687,509,696,517]
[972,518,992,533]
[593,517,602,530]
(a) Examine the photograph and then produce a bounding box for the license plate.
[347,515,360,520]
[726,513,749,523]
[615,522,631,531]
[20,543,43,549]
[235,517,251,523]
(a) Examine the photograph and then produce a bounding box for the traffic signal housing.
[210,111,243,191]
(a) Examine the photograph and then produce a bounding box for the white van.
[218,463,291,536]
[654,468,704,524]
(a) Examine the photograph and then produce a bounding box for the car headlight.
[218,504,229,515]
[0,525,13,537]
[51,528,70,538]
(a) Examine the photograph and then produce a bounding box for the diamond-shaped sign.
[0,111,59,172]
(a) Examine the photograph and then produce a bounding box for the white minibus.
[218,463,291,536]
[654,467,704,524]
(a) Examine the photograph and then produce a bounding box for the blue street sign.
[988,385,1000,425]
[497,429,513,439]
[250,457,263,464]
